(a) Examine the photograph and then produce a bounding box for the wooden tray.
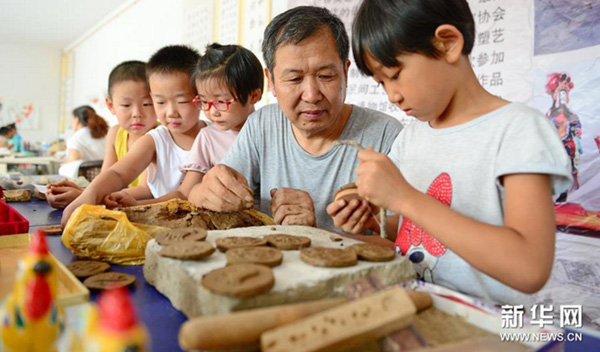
[0,234,89,307]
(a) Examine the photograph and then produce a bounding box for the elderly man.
[189,6,402,231]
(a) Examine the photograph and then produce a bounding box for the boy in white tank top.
[62,45,206,226]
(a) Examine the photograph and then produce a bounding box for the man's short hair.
[262,6,349,75]
[146,45,200,80]
[107,60,147,98]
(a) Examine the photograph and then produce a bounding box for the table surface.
[7,199,599,352]
[0,156,59,164]
[9,199,186,352]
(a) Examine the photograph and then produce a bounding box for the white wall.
[0,41,62,143]
[68,0,185,126]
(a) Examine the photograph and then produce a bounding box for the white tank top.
[146,125,190,198]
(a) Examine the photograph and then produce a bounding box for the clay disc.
[66,260,110,278]
[40,225,63,236]
[158,241,215,260]
[215,236,267,252]
[300,247,357,268]
[348,243,395,262]
[201,264,274,298]
[226,247,283,267]
[83,272,135,290]
[264,234,311,250]
[155,227,207,246]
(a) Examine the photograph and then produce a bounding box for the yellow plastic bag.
[61,204,166,265]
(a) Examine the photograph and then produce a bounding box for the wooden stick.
[178,291,432,351]
[179,297,346,350]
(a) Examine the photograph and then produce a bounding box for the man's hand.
[46,181,83,209]
[188,164,254,212]
[102,191,137,209]
[326,198,375,234]
[270,188,316,226]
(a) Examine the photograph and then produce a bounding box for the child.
[0,126,11,149]
[61,45,205,225]
[328,0,572,305]
[108,43,263,207]
[1,123,24,152]
[46,61,158,209]
[102,60,158,184]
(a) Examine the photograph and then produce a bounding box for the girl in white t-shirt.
[329,0,571,305]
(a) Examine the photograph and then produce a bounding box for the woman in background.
[64,105,109,163]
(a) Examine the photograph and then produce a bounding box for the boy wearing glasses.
[62,45,206,224]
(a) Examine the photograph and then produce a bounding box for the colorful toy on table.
[71,287,149,352]
[1,229,63,352]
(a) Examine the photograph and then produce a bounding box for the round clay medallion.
[158,241,215,260]
[348,243,395,262]
[226,247,283,267]
[155,227,207,246]
[333,183,379,213]
[83,272,136,290]
[215,236,267,252]
[300,247,357,268]
[66,260,110,278]
[201,264,275,298]
[264,234,311,250]
[40,225,63,235]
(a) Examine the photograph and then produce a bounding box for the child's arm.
[102,183,155,208]
[109,170,204,207]
[356,148,555,293]
[101,125,120,172]
[46,180,83,209]
[61,135,156,226]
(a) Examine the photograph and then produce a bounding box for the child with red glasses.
[184,43,263,205]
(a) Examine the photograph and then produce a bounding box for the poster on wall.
[532,0,600,210]
[467,0,534,104]
[241,0,270,56]
[183,0,215,51]
[0,98,39,130]
[286,0,534,124]
[534,0,600,55]
[219,0,241,45]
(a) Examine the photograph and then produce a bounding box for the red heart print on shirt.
[396,173,452,257]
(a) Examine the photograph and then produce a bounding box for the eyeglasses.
[192,96,237,111]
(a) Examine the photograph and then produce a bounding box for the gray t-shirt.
[222,103,403,230]
[388,102,572,305]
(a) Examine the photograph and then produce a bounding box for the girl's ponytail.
[72,105,108,139]
[87,111,109,139]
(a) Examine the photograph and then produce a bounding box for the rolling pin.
[178,291,432,351]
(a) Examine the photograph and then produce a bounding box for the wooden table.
[0,156,61,174]
[7,199,187,352]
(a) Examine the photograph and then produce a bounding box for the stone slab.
[144,225,415,318]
